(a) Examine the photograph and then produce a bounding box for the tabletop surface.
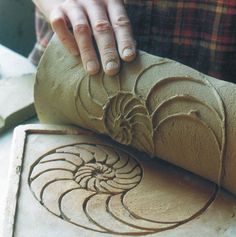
[0,44,37,225]
[0,44,236,237]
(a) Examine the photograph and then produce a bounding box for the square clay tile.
[1,124,236,237]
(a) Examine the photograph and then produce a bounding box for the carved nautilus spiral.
[29,143,217,235]
[74,62,226,187]
[103,92,154,154]
[35,36,232,191]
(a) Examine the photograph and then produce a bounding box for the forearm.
[32,0,64,20]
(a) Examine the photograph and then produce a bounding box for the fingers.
[65,4,100,75]
[49,0,135,76]
[107,0,136,62]
[50,6,79,56]
[84,0,120,76]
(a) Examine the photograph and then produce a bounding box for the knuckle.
[114,15,130,27]
[73,23,90,35]
[51,17,64,28]
[104,39,116,48]
[60,36,71,44]
[101,43,116,53]
[101,47,118,59]
[94,20,112,33]
[50,15,64,29]
[79,46,94,55]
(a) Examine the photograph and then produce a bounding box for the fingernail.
[123,48,134,58]
[105,61,119,72]
[86,60,98,73]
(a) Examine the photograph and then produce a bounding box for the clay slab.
[1,125,236,237]
[0,74,36,133]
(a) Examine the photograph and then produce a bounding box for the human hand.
[44,0,136,76]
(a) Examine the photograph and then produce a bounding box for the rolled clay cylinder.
[35,36,236,195]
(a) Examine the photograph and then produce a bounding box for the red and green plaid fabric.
[29,0,236,83]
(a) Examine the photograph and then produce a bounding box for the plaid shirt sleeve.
[29,1,236,83]
[28,9,54,66]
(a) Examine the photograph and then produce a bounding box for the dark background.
[0,0,36,56]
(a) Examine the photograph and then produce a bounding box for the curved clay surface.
[35,36,236,196]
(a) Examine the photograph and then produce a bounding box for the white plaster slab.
[0,118,38,228]
[0,74,36,133]
[1,125,236,237]
[0,44,35,78]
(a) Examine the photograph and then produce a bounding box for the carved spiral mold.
[103,92,154,154]
[36,36,234,193]
[29,142,217,235]
[74,64,226,188]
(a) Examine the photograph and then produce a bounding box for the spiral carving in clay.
[74,62,226,187]
[34,38,233,233]
[28,142,218,235]
[103,92,153,154]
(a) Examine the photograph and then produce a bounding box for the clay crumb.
[188,110,200,118]
[16,165,21,175]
